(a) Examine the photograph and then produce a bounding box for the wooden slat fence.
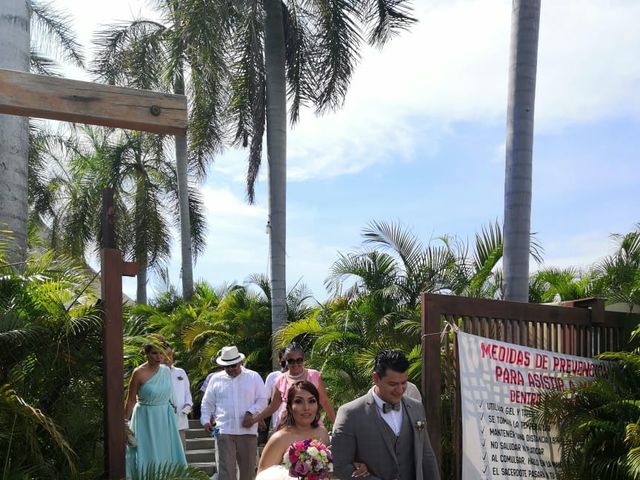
[421,293,636,480]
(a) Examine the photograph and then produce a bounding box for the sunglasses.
[286,357,304,365]
[224,363,241,370]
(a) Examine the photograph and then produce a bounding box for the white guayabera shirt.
[200,366,268,435]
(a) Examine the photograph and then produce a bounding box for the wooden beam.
[0,68,187,135]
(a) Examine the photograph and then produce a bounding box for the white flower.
[307,446,319,458]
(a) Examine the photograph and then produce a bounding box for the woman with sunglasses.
[244,343,336,431]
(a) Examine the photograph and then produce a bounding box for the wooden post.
[0,66,185,477]
[101,189,137,479]
[422,294,443,476]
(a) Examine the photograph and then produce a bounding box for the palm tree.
[502,0,541,302]
[280,221,546,408]
[0,1,84,267]
[93,0,226,300]
[275,221,459,405]
[528,267,594,303]
[593,225,640,311]
[52,126,204,304]
[264,0,289,359]
[179,0,417,346]
[0,0,31,266]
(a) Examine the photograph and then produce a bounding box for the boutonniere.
[415,420,425,430]
[177,376,184,381]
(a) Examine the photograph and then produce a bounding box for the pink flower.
[284,439,332,479]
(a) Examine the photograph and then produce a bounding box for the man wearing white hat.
[201,346,267,480]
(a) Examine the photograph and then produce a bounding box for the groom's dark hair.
[374,350,410,378]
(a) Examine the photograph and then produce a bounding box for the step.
[188,461,216,476]
[186,449,215,463]
[189,418,202,429]
[186,427,210,439]
[187,437,215,450]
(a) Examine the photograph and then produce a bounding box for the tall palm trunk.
[0,0,30,266]
[174,72,194,301]
[502,0,541,302]
[136,253,148,305]
[134,160,148,305]
[264,0,287,348]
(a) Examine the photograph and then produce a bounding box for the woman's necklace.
[286,368,307,383]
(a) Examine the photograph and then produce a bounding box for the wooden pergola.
[0,67,188,479]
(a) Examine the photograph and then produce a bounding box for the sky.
[50,0,640,302]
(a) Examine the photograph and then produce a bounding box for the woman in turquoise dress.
[125,343,187,478]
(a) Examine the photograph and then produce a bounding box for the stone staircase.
[185,419,217,477]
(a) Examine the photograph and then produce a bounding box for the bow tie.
[382,402,400,414]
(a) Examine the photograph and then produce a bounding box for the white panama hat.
[216,346,246,366]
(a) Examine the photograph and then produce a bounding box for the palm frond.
[0,384,77,474]
[92,20,168,89]
[359,0,417,46]
[31,0,85,68]
[283,0,316,122]
[312,0,362,112]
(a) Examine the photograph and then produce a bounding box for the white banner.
[458,331,608,480]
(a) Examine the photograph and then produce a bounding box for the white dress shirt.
[264,370,285,430]
[170,366,193,430]
[200,366,268,436]
[371,388,403,436]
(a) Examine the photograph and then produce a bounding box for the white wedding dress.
[255,465,296,480]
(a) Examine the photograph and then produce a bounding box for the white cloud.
[285,234,343,299]
[538,231,620,273]
[200,185,266,219]
[280,0,640,180]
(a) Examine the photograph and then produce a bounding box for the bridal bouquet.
[283,438,333,480]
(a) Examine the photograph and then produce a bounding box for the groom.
[332,350,440,480]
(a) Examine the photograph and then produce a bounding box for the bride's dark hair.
[281,381,321,429]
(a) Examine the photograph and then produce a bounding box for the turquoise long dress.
[126,364,187,478]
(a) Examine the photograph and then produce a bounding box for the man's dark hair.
[374,349,409,378]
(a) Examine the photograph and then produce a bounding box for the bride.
[256,381,368,479]
[257,380,329,475]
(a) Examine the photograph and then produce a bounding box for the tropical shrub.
[527,326,640,480]
[0,249,103,478]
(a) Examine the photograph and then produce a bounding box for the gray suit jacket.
[332,392,440,480]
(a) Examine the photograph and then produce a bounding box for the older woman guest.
[243,343,335,430]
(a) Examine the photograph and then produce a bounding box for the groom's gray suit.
[332,391,440,480]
